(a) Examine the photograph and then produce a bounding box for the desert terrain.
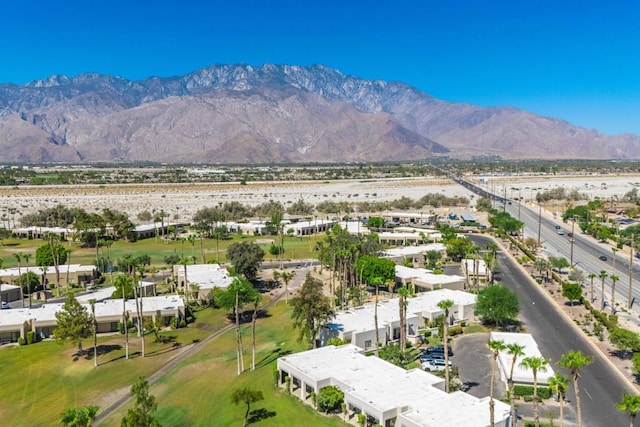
[0,173,638,226]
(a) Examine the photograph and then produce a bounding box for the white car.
[1,301,9,309]
[422,359,452,372]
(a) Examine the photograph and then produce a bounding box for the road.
[471,234,632,427]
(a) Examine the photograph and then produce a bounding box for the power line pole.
[629,234,635,309]
[570,217,576,267]
[537,203,542,246]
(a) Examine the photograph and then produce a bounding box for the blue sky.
[1,0,639,135]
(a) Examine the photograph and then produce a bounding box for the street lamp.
[570,216,576,267]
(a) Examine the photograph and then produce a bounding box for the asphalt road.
[471,235,632,427]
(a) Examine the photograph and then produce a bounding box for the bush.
[449,326,463,337]
[316,385,344,413]
[513,385,552,399]
[26,330,34,345]
[18,337,26,346]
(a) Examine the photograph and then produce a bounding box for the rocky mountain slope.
[0,64,637,163]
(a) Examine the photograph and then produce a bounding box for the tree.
[611,274,620,309]
[59,406,100,427]
[218,278,260,375]
[609,327,640,354]
[475,285,519,326]
[519,356,549,427]
[599,270,608,310]
[276,270,296,304]
[506,343,525,425]
[488,339,506,427]
[211,225,229,262]
[397,285,414,351]
[231,387,264,427]
[549,256,570,273]
[227,241,265,281]
[112,273,134,299]
[36,240,68,297]
[562,282,583,306]
[425,250,442,269]
[617,393,640,427]
[121,377,161,427]
[437,299,454,393]
[54,294,92,355]
[89,299,98,368]
[534,258,550,281]
[291,274,335,348]
[316,385,344,413]
[588,273,597,303]
[548,372,569,427]
[559,350,594,427]
[13,253,24,307]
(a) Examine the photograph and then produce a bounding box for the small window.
[364,340,372,348]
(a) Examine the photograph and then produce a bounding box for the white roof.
[0,295,184,328]
[382,244,446,258]
[395,265,465,286]
[461,259,489,275]
[490,332,554,385]
[338,220,369,234]
[0,284,20,291]
[0,264,95,278]
[326,289,476,335]
[286,219,336,230]
[175,264,234,290]
[279,345,509,427]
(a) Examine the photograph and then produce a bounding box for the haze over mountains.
[0,64,638,163]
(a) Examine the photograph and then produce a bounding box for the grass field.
[97,301,347,427]
[0,295,346,426]
[0,233,319,278]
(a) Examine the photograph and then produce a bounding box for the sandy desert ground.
[0,173,639,225]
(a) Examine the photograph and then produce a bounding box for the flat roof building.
[395,265,465,292]
[490,332,555,386]
[319,289,476,350]
[277,344,510,427]
[173,264,234,300]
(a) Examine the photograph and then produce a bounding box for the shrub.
[26,330,34,345]
[513,385,552,399]
[18,337,26,346]
[449,326,464,336]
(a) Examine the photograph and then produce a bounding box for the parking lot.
[450,333,504,398]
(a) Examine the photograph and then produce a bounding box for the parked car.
[420,353,447,363]
[422,345,454,357]
[1,301,9,309]
[422,359,452,372]
[599,255,608,261]
[556,229,564,235]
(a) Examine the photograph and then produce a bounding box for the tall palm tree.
[559,350,593,427]
[587,273,596,304]
[437,299,454,393]
[519,356,549,427]
[89,299,98,368]
[599,270,608,310]
[506,343,525,424]
[178,257,191,306]
[397,285,412,351]
[279,270,295,304]
[23,253,32,308]
[13,253,24,307]
[251,292,260,371]
[114,274,130,360]
[548,372,569,427]
[488,339,506,427]
[370,276,383,357]
[616,393,640,427]
[610,274,619,310]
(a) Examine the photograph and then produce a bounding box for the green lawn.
[98,302,347,427]
[0,233,318,273]
[0,306,228,426]
[0,299,346,426]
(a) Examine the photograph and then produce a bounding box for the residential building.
[173,263,234,300]
[319,289,476,350]
[277,344,510,427]
[395,265,465,291]
[490,332,555,387]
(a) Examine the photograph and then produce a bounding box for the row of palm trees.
[487,339,594,427]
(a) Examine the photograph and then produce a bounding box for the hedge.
[513,385,552,399]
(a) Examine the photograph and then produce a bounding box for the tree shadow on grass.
[83,344,123,360]
[248,408,276,424]
[255,347,292,369]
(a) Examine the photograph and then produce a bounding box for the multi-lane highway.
[471,235,632,427]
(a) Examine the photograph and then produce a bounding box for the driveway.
[453,333,504,399]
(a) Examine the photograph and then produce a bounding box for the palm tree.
[370,276,384,357]
[599,270,608,310]
[89,299,98,368]
[559,350,593,427]
[587,273,596,304]
[519,356,549,427]
[397,285,412,351]
[251,293,260,371]
[488,340,506,427]
[610,274,619,310]
[114,274,130,360]
[178,257,191,306]
[506,343,525,424]
[617,393,640,427]
[23,253,32,308]
[548,372,569,427]
[13,253,24,307]
[437,299,454,393]
[278,270,296,304]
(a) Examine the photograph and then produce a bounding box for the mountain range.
[0,63,638,163]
